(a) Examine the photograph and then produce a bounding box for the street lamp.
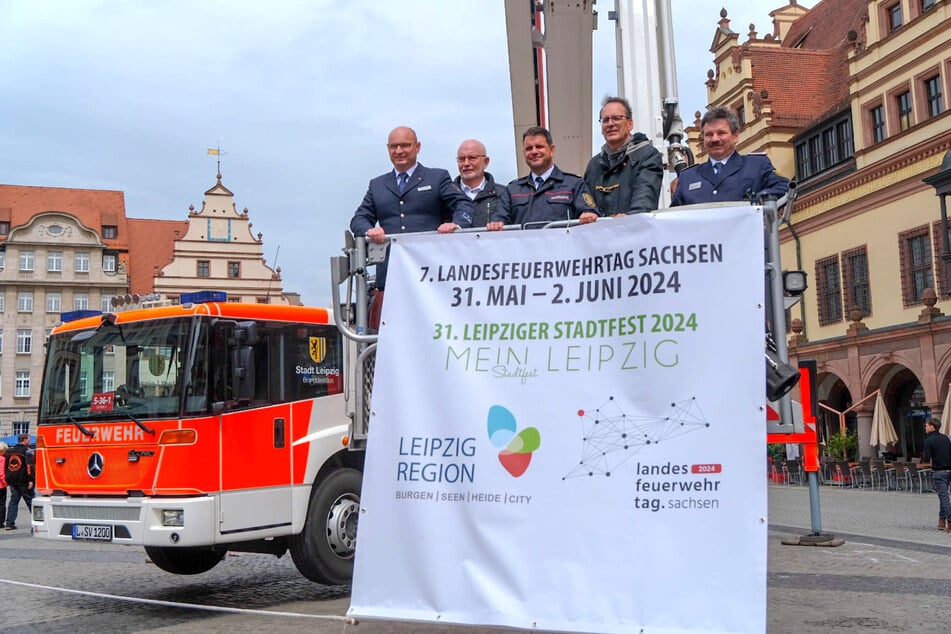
[923,150,951,295]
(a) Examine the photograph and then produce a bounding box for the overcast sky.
[1,0,787,306]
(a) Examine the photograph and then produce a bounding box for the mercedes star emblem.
[87,452,104,478]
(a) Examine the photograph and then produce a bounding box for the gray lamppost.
[924,150,951,295]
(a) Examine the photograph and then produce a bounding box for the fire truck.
[30,291,363,585]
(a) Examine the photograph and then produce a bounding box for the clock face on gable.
[206,218,232,242]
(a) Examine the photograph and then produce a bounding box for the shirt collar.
[531,166,555,184]
[394,164,419,180]
[460,178,486,199]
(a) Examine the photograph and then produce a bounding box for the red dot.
[577,409,585,417]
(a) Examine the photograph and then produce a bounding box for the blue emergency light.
[180,290,228,305]
[61,310,103,323]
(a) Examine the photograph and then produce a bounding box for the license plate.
[72,524,113,541]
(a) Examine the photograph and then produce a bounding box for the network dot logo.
[487,405,541,477]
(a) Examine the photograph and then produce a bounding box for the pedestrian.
[350,126,474,329]
[453,139,507,227]
[5,433,34,530]
[0,442,7,527]
[487,126,599,230]
[923,418,951,532]
[584,96,664,216]
[671,106,789,206]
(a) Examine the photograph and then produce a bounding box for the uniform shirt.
[490,166,600,228]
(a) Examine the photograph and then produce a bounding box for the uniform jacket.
[453,172,507,228]
[350,163,474,289]
[670,153,789,206]
[490,166,600,227]
[584,133,664,215]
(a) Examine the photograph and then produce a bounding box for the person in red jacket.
[0,442,7,527]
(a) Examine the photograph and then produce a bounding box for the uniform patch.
[416,185,432,192]
[688,181,702,190]
[548,194,572,202]
[583,193,596,208]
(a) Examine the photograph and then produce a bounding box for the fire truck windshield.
[39,318,206,423]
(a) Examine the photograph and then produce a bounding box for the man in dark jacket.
[924,418,951,532]
[584,96,664,216]
[453,139,507,227]
[4,433,34,530]
[487,127,599,230]
[671,106,789,206]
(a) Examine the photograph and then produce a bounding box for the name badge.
[416,185,432,192]
[688,181,702,191]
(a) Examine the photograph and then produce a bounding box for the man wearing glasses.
[351,126,474,328]
[453,139,507,227]
[584,96,664,216]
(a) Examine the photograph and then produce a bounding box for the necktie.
[398,172,408,194]
[712,162,721,175]
[535,175,544,189]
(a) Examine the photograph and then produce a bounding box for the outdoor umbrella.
[941,388,951,435]
[869,392,898,450]
[0,434,36,446]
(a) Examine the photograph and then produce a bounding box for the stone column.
[855,405,874,460]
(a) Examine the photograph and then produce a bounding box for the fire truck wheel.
[290,467,362,585]
[144,546,227,575]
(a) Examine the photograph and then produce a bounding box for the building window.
[922,0,935,11]
[888,2,903,32]
[870,105,886,143]
[101,295,115,312]
[228,261,241,278]
[17,291,33,312]
[16,329,32,354]
[841,247,872,317]
[0,221,9,235]
[925,75,944,118]
[0,252,4,269]
[75,252,90,273]
[15,371,31,398]
[46,292,61,313]
[0,329,4,353]
[102,225,118,239]
[47,251,63,272]
[900,226,934,306]
[897,91,913,131]
[12,421,29,435]
[74,293,89,310]
[197,260,210,278]
[794,114,855,181]
[0,291,4,312]
[816,255,843,325]
[102,370,115,392]
[102,254,117,272]
[736,104,746,127]
[19,250,34,271]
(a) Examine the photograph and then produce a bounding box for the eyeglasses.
[599,115,629,124]
[456,155,486,163]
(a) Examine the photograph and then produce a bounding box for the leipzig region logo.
[487,405,541,478]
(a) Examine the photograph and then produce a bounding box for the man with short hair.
[453,139,507,227]
[584,96,664,216]
[4,433,34,530]
[350,126,474,327]
[671,106,789,206]
[924,418,951,532]
[487,126,599,230]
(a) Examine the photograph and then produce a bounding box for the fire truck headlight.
[162,510,184,527]
[32,506,44,522]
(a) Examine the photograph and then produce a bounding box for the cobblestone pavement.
[2,483,950,633]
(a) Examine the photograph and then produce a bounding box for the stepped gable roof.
[127,218,188,294]
[0,184,129,249]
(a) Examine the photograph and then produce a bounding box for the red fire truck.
[30,291,362,585]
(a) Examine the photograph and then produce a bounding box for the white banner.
[350,207,767,634]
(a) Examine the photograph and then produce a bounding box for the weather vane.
[206,143,227,177]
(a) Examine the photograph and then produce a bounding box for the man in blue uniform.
[671,106,789,206]
[350,126,474,327]
[487,126,599,230]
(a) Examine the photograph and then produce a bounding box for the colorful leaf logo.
[487,405,541,477]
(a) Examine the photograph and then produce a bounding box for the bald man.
[452,139,507,227]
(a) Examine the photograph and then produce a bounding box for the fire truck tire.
[290,467,362,585]
[144,546,227,575]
